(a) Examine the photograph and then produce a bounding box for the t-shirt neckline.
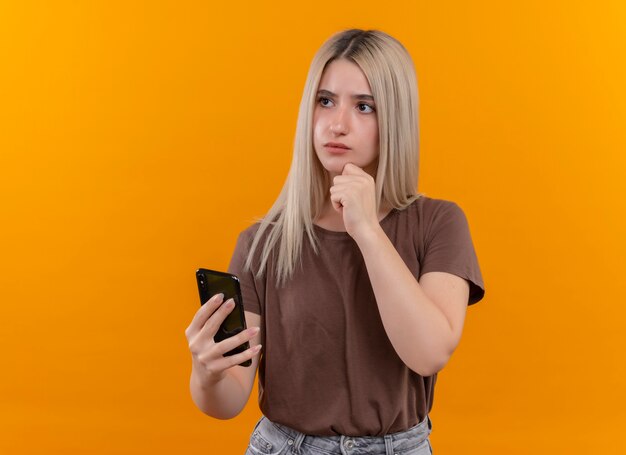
[312,207,399,238]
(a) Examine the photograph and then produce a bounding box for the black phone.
[195,268,251,367]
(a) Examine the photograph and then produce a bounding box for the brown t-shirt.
[227,196,485,436]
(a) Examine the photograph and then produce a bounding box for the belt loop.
[384,434,394,455]
[291,432,306,454]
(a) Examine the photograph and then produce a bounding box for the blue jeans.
[245,415,433,455]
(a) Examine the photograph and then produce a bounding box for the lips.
[324,142,350,149]
[324,142,351,154]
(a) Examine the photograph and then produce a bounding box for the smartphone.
[195,268,251,367]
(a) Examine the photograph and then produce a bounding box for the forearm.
[189,362,249,419]
[355,226,454,376]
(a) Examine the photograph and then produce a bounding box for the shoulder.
[236,211,282,244]
[392,196,470,244]
[232,219,276,270]
[237,221,262,243]
[397,194,463,221]
[230,222,263,261]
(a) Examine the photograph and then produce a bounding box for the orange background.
[1,1,625,454]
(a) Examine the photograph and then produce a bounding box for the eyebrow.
[317,89,375,102]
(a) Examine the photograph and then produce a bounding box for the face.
[312,59,379,179]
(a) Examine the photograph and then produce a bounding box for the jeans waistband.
[257,415,432,455]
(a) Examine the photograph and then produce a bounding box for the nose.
[329,105,349,135]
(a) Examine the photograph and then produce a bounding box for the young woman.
[186,29,485,454]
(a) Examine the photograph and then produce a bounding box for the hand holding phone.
[191,268,255,367]
[185,293,262,388]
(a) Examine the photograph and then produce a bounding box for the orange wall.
[1,1,625,453]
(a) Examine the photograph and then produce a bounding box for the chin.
[320,162,348,175]
[316,153,373,175]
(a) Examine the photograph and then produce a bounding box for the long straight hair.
[245,29,424,286]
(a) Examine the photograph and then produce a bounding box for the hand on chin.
[329,163,379,241]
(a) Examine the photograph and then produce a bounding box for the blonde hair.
[245,29,424,286]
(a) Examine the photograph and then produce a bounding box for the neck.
[315,197,393,231]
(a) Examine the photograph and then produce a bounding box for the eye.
[357,103,375,113]
[318,96,333,107]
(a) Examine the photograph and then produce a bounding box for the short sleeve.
[419,201,485,305]
[227,228,263,315]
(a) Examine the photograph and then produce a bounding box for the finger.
[330,186,358,205]
[332,179,370,195]
[340,166,374,185]
[199,298,237,338]
[214,326,261,356]
[330,192,344,211]
[186,293,224,337]
[329,182,354,195]
[216,344,263,370]
[333,175,364,185]
[333,175,348,185]
[342,163,365,175]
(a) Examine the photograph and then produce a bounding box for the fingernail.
[253,344,262,352]
[225,298,235,307]
[214,293,224,302]
[248,326,260,335]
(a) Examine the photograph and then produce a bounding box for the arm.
[355,228,469,376]
[329,163,470,376]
